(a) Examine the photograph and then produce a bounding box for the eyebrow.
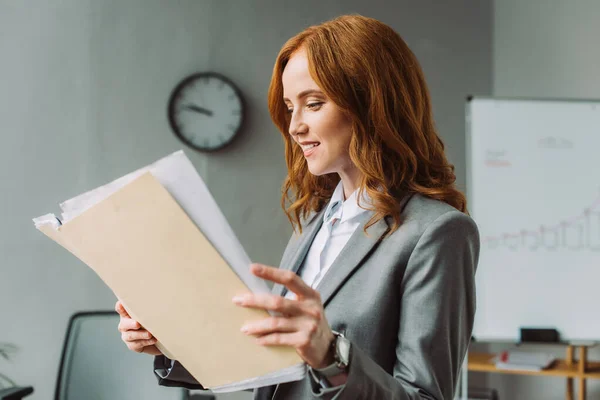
[283,89,324,102]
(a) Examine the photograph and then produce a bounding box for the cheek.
[320,135,352,168]
[313,113,353,158]
[331,128,353,156]
[321,135,349,155]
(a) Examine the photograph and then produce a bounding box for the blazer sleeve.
[153,355,205,390]
[313,210,479,400]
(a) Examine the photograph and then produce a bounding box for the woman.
[117,14,478,400]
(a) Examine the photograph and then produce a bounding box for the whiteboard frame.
[465,96,600,343]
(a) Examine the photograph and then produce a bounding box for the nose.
[288,109,308,137]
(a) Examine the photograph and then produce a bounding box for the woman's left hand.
[232,263,335,369]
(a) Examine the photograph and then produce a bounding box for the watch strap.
[314,331,350,378]
[314,361,346,378]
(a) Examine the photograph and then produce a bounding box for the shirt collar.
[323,181,372,225]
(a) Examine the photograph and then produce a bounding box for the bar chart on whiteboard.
[467,97,600,341]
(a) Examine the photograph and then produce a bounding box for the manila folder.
[37,171,302,388]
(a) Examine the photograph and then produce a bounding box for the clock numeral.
[218,81,225,90]
[203,139,209,148]
[219,135,226,143]
[232,109,241,116]
[203,76,210,85]
[228,94,236,101]
[227,124,236,132]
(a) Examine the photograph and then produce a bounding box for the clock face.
[168,72,244,152]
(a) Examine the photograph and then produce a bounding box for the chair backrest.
[55,311,186,400]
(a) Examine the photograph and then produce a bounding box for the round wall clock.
[167,72,244,152]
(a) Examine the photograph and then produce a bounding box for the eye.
[286,107,293,114]
[307,102,323,110]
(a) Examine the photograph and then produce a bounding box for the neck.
[338,169,363,200]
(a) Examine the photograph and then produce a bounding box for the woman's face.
[282,49,357,180]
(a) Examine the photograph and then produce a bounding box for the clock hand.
[182,104,214,116]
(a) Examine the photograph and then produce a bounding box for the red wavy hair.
[268,14,467,235]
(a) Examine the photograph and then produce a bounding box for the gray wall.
[468,1,600,399]
[0,1,492,398]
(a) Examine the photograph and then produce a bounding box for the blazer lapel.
[273,193,411,303]
[272,209,325,297]
[315,210,390,307]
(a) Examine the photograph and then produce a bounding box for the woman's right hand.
[116,300,163,356]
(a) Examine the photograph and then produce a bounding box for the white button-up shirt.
[287,182,371,298]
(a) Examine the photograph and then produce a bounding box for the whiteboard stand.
[565,342,597,400]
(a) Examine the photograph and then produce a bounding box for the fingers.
[115,300,130,318]
[121,329,154,342]
[250,264,316,299]
[125,338,159,353]
[255,331,312,349]
[241,316,303,336]
[233,293,319,318]
[115,300,144,332]
[115,300,161,355]
[118,317,141,332]
[121,328,158,354]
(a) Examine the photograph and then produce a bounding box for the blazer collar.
[315,211,389,306]
[272,207,391,306]
[273,194,414,305]
[272,208,325,298]
[314,194,413,306]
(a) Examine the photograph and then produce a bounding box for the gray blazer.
[154,194,479,400]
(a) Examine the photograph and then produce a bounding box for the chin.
[306,162,328,176]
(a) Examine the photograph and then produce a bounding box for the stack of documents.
[493,349,556,372]
[33,150,305,392]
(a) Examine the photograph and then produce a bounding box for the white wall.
[494,0,600,99]
[0,1,492,398]
[469,1,600,399]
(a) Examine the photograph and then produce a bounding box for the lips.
[300,142,320,157]
[300,142,320,151]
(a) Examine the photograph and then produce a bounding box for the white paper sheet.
[37,150,271,295]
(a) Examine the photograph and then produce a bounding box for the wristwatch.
[315,330,351,378]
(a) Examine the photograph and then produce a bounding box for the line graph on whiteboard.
[482,189,600,252]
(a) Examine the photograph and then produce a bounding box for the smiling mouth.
[300,142,320,151]
[301,142,320,158]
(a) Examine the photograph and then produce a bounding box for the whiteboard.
[467,97,600,342]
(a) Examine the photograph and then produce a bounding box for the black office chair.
[0,345,33,400]
[0,386,33,400]
[54,311,214,400]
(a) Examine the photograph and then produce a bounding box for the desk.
[468,346,600,400]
